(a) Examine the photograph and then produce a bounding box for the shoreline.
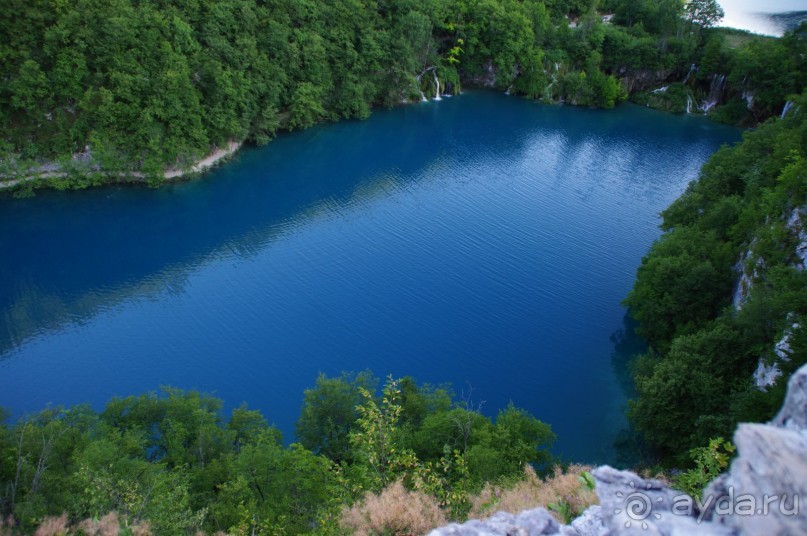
[0,80,765,195]
[0,140,243,191]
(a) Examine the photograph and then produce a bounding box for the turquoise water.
[0,92,739,463]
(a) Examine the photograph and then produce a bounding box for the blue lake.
[0,92,740,464]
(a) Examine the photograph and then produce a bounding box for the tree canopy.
[0,374,556,533]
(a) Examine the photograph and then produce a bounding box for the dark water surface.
[0,92,740,463]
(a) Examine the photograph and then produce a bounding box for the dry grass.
[638,468,670,484]
[129,522,153,536]
[340,481,448,536]
[77,512,121,535]
[0,516,16,536]
[34,514,69,536]
[469,464,597,522]
[28,513,152,536]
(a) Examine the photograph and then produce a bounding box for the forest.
[1,0,804,184]
[0,374,570,534]
[624,88,807,465]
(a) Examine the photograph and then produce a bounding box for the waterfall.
[652,86,669,94]
[683,63,697,84]
[700,74,726,113]
[782,100,795,119]
[432,70,441,100]
[742,90,754,110]
[543,80,556,101]
[505,84,513,96]
[415,71,428,102]
[686,94,694,114]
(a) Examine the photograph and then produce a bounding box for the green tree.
[684,0,724,29]
[296,371,377,462]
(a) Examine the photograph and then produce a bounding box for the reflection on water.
[0,92,740,464]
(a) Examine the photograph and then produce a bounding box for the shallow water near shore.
[0,92,739,463]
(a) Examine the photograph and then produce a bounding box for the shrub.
[339,481,447,536]
[674,437,735,498]
[33,514,68,536]
[468,465,597,523]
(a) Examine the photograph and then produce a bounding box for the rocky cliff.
[429,363,807,535]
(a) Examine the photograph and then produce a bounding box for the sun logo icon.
[614,481,664,530]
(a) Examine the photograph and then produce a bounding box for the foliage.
[296,371,377,463]
[1,0,803,186]
[674,437,735,498]
[624,90,807,465]
[684,0,725,30]
[0,374,556,534]
[349,377,412,490]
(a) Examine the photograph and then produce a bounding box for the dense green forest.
[1,0,804,185]
[624,88,807,465]
[0,374,569,534]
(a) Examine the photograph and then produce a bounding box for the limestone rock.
[786,206,807,270]
[772,362,807,431]
[704,424,807,535]
[703,365,807,534]
[427,507,560,536]
[592,466,733,536]
[562,506,607,536]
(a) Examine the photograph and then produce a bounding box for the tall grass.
[339,481,447,536]
[469,464,597,523]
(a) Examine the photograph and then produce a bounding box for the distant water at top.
[0,92,739,464]
[719,0,807,36]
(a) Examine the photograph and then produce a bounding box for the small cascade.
[505,84,513,96]
[652,86,669,94]
[543,81,556,100]
[782,100,795,119]
[416,68,437,102]
[432,70,441,100]
[686,94,694,114]
[700,73,726,113]
[415,71,428,102]
[683,63,697,85]
[742,90,754,110]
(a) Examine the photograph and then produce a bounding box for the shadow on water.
[610,313,662,468]
[610,313,647,399]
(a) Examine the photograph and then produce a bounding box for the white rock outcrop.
[787,206,807,270]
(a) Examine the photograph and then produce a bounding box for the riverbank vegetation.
[624,89,807,466]
[0,374,599,534]
[1,0,804,187]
